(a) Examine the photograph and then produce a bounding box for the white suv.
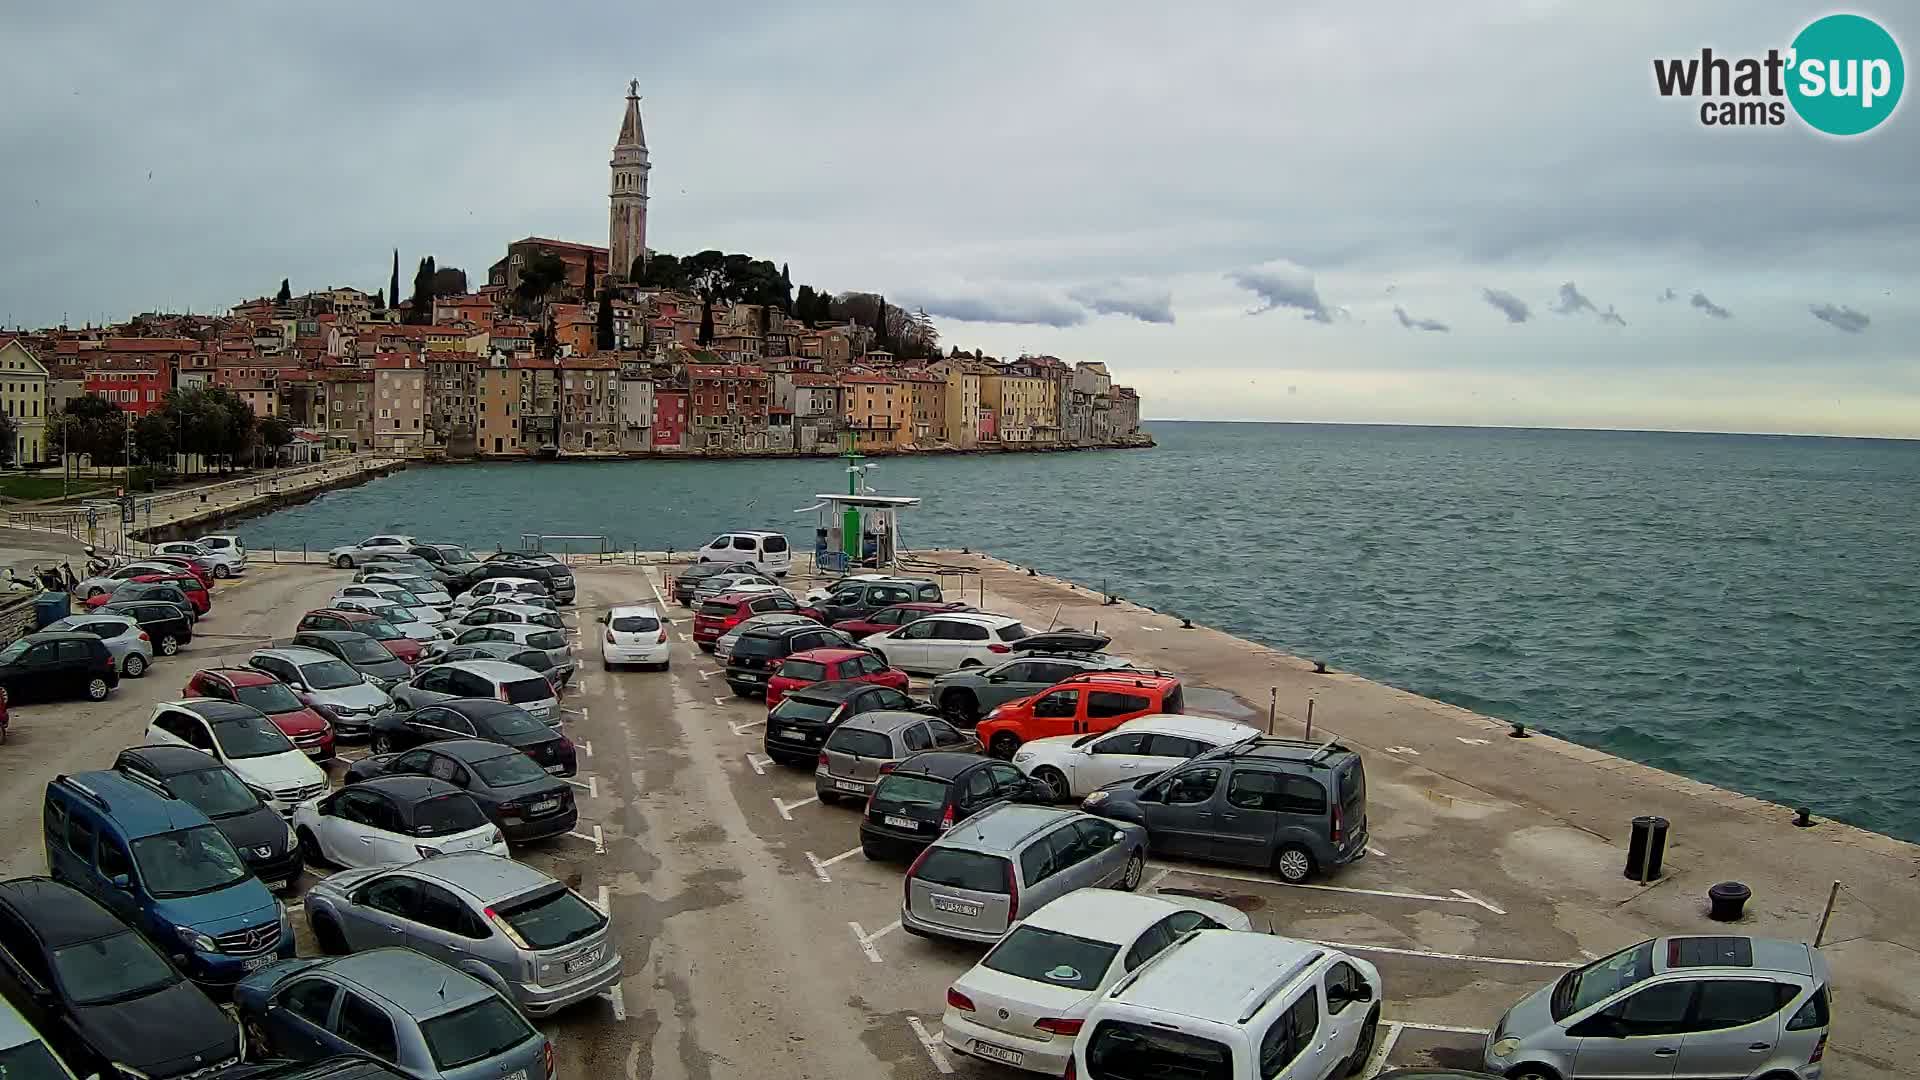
[1074,930,1383,1080]
[859,612,1032,675]
[696,530,792,577]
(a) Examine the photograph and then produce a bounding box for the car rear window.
[0,1037,68,1080]
[698,601,738,619]
[763,536,788,553]
[870,773,948,812]
[527,631,567,651]
[912,849,1010,893]
[825,727,894,758]
[1160,685,1185,714]
[510,650,556,673]
[779,660,828,682]
[471,753,548,787]
[504,678,554,704]
[420,998,536,1069]
[1339,758,1365,808]
[732,635,781,658]
[611,615,659,632]
[996,623,1030,642]
[1086,1020,1231,1080]
[494,885,606,950]
[983,925,1119,992]
[769,695,839,723]
[413,794,488,836]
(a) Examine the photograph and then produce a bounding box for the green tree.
[132,412,177,469]
[794,285,817,325]
[407,256,437,323]
[51,395,128,468]
[0,411,16,466]
[374,287,385,309]
[389,249,401,311]
[779,262,793,313]
[258,416,294,465]
[596,291,616,350]
[429,266,467,297]
[275,278,292,304]
[873,295,891,351]
[697,294,714,345]
[513,252,569,314]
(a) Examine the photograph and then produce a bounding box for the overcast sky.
[3,1,1913,436]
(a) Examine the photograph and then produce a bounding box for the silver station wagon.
[903,803,1148,944]
[303,851,623,1016]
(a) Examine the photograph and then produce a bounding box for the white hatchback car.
[292,775,506,868]
[450,577,547,612]
[1012,715,1265,802]
[144,699,330,815]
[860,612,1032,675]
[196,533,248,574]
[1073,930,1383,1080]
[153,539,246,579]
[601,605,670,669]
[944,889,1252,1076]
[331,582,445,624]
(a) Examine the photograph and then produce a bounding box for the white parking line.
[567,825,606,854]
[713,695,730,706]
[1360,1022,1402,1078]
[1368,845,1388,858]
[560,705,586,718]
[605,983,627,1021]
[906,1017,954,1075]
[773,795,818,821]
[745,753,772,775]
[1393,1021,1491,1035]
[848,919,900,963]
[697,669,715,680]
[1306,939,1579,969]
[565,776,598,798]
[728,718,767,736]
[1151,863,1505,914]
[805,846,862,883]
[579,740,592,758]
[597,885,610,915]
[1143,868,1172,894]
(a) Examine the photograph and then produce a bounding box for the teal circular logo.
[1787,14,1904,135]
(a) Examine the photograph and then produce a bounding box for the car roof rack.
[55,775,111,811]
[1064,668,1179,683]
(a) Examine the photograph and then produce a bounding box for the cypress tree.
[698,294,714,345]
[275,279,291,304]
[389,249,400,310]
[596,291,616,351]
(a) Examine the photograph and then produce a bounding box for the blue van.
[43,771,294,989]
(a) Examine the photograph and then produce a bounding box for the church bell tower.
[609,80,650,283]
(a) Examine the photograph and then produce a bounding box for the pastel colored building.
[0,339,50,464]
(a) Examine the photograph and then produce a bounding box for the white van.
[1074,930,1383,1080]
[697,530,792,577]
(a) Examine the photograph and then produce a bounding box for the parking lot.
[0,556,1908,1079]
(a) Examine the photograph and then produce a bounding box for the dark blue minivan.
[44,771,295,990]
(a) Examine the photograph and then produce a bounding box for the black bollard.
[1624,816,1670,882]
[1510,722,1530,738]
[1793,807,1815,828]
[1707,881,1751,921]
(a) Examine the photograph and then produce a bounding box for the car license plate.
[500,1071,527,1080]
[931,895,983,917]
[531,798,561,814]
[544,764,565,774]
[970,1041,1022,1066]
[304,747,326,758]
[884,815,919,830]
[834,779,864,793]
[565,947,604,974]
[740,672,763,682]
[264,879,289,891]
[243,954,276,972]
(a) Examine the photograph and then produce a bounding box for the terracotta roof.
[371,354,421,370]
[791,374,840,388]
[84,356,164,373]
[687,364,765,379]
[560,356,618,370]
[841,373,895,385]
[508,237,610,256]
[103,337,199,351]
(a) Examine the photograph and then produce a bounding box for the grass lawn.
[0,473,113,502]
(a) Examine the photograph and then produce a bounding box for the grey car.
[449,624,574,684]
[690,571,779,605]
[234,949,549,1080]
[714,612,817,662]
[1485,935,1833,1080]
[247,647,394,734]
[901,803,1148,944]
[44,613,154,677]
[1081,735,1370,884]
[388,659,559,726]
[301,852,621,1017]
[928,639,1135,725]
[426,642,562,687]
[815,710,979,804]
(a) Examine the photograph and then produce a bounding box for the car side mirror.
[289,681,307,692]
[1111,831,1126,845]
[1349,981,1373,1003]
[363,673,380,685]
[986,673,1006,683]
[109,874,131,890]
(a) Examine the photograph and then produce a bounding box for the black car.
[0,877,239,1080]
[671,561,755,605]
[365,698,577,775]
[344,739,575,843]
[477,551,575,603]
[296,776,496,866]
[803,577,943,624]
[858,752,1047,859]
[763,679,927,766]
[112,745,303,889]
[102,600,195,656]
[0,631,120,704]
[287,632,410,688]
[208,1055,412,1080]
[726,623,861,697]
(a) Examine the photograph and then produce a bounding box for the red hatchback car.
[766,647,910,707]
[693,590,804,651]
[142,555,215,590]
[85,572,210,615]
[829,601,975,639]
[182,667,336,760]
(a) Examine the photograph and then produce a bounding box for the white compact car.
[450,577,548,612]
[327,534,418,569]
[601,604,670,669]
[355,571,452,607]
[944,889,1253,1076]
[328,597,441,643]
[144,699,330,815]
[331,582,445,625]
[195,534,248,574]
[292,776,507,868]
[860,613,1033,674]
[152,539,246,579]
[1072,930,1383,1080]
[1012,715,1264,802]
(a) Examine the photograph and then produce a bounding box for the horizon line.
[1140,418,1920,443]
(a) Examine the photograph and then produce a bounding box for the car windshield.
[1085,1021,1232,1080]
[479,705,548,735]
[233,681,304,713]
[610,615,659,632]
[526,631,566,650]
[983,925,1120,991]
[471,752,548,787]
[213,714,296,758]
[51,931,178,1006]
[421,998,536,1069]
[369,605,414,624]
[435,547,475,563]
[871,773,949,813]
[0,640,30,665]
[494,885,606,950]
[0,1038,68,1080]
[301,659,363,690]
[131,825,251,898]
[413,794,488,836]
[336,638,393,664]
[360,620,405,642]
[1553,940,1656,1020]
[169,767,264,818]
[769,695,839,723]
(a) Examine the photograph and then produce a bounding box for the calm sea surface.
[239,423,1920,842]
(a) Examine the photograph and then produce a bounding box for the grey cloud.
[1068,281,1174,324]
[1481,288,1532,323]
[1690,292,1732,319]
[1598,307,1627,327]
[1230,260,1332,323]
[1392,306,1449,332]
[1810,303,1870,333]
[903,287,1087,328]
[1550,282,1597,316]
[1657,288,1678,302]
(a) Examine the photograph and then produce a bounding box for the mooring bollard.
[1707,881,1751,921]
[1510,721,1530,738]
[1794,807,1815,828]
[1625,815,1670,882]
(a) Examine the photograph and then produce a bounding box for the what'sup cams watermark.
[1653,13,1904,135]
